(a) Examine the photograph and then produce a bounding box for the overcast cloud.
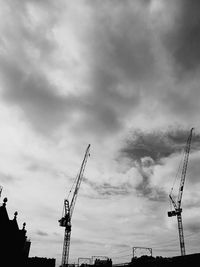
[1,0,200,266]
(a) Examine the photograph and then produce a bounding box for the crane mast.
[59,144,91,267]
[168,128,194,256]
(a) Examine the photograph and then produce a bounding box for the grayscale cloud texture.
[1,0,200,265]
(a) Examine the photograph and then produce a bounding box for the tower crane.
[168,128,194,256]
[59,144,91,267]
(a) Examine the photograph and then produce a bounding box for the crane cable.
[109,231,200,259]
[67,172,79,199]
[169,146,185,211]
[61,172,79,217]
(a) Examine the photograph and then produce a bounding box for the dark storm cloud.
[0,0,158,137]
[36,230,48,237]
[72,0,157,135]
[135,162,167,201]
[0,0,196,141]
[2,0,200,139]
[87,0,155,85]
[0,58,74,133]
[121,128,200,163]
[119,127,200,201]
[0,0,72,134]
[83,179,133,198]
[163,0,200,75]
[186,157,200,185]
[133,157,167,201]
[81,0,200,136]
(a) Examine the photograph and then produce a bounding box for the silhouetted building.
[130,254,200,267]
[94,258,112,267]
[0,197,31,267]
[27,257,55,267]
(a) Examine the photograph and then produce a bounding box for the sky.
[1,0,200,266]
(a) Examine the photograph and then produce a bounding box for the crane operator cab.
[168,210,176,217]
[168,208,182,217]
[59,217,66,227]
[59,214,70,227]
[58,214,71,231]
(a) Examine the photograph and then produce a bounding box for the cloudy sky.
[1,0,200,265]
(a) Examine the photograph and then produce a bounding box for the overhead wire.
[67,172,79,199]
[168,144,186,212]
[109,231,200,260]
[112,254,132,259]
[110,249,133,256]
[170,147,185,196]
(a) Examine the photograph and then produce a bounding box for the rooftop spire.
[14,211,18,220]
[3,197,8,207]
[23,222,26,230]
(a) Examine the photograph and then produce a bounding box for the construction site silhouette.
[1,132,200,267]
